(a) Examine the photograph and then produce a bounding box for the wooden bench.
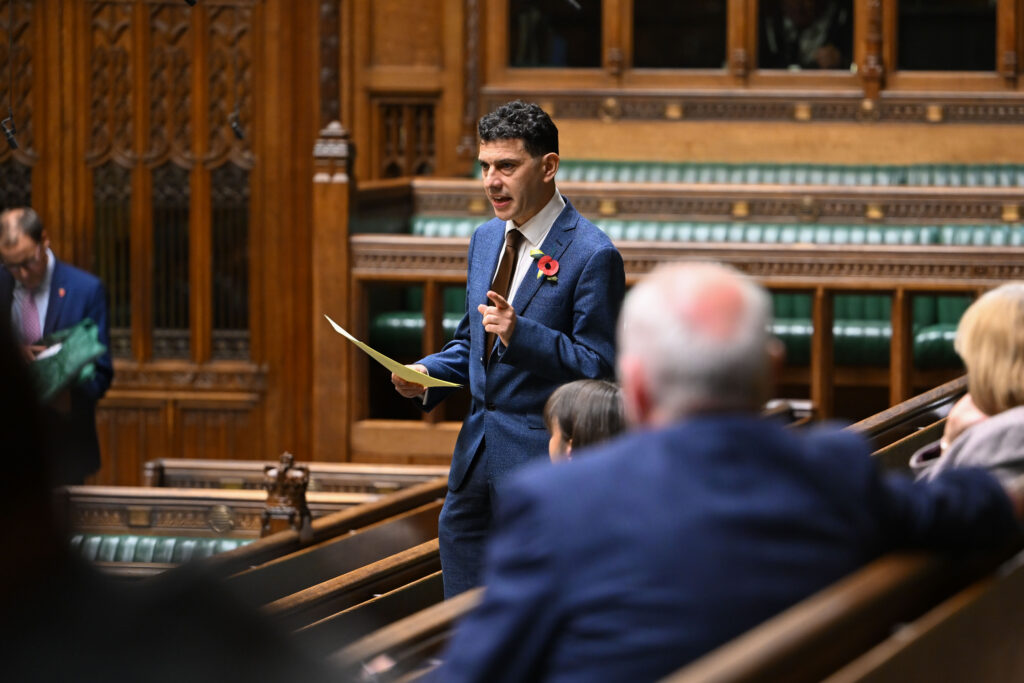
[348,234,1010,467]
[822,553,1024,683]
[64,485,377,540]
[318,377,1019,682]
[144,458,448,493]
[227,500,441,607]
[662,542,1022,683]
[202,476,448,576]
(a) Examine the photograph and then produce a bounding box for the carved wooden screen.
[87,0,254,362]
[0,0,33,211]
[373,98,436,179]
[92,162,132,357]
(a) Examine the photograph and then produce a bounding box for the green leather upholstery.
[475,162,1024,187]
[377,218,1000,368]
[70,534,253,564]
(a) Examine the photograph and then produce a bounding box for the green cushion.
[393,218,1005,369]
[71,534,253,564]
[915,324,963,369]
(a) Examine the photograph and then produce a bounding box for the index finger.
[487,291,510,309]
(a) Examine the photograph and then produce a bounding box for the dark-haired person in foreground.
[0,318,336,682]
[436,262,1024,683]
[392,101,625,598]
[0,207,113,484]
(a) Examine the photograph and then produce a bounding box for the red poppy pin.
[59,287,66,298]
[530,249,559,283]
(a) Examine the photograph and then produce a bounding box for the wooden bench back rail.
[661,541,1023,683]
[297,571,445,658]
[870,418,946,473]
[200,476,447,577]
[848,374,966,450]
[823,551,1024,683]
[228,501,441,606]
[264,539,442,632]
[328,585,484,681]
[145,459,448,492]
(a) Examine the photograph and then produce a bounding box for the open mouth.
[490,195,512,210]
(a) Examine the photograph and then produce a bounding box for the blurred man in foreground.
[436,262,1024,683]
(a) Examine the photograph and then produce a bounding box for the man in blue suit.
[436,262,1024,682]
[392,101,625,597]
[0,207,113,485]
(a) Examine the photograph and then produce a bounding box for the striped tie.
[20,290,41,344]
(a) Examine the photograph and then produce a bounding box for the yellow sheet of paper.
[324,315,462,388]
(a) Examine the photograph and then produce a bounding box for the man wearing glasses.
[0,207,113,484]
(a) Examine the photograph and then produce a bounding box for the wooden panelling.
[179,399,262,462]
[95,398,169,486]
[369,1,442,68]
[556,121,1024,164]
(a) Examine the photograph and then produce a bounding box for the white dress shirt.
[495,190,566,303]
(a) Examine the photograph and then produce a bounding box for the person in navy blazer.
[392,102,625,598]
[0,208,113,484]
[435,262,1024,683]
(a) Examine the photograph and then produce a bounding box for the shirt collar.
[506,189,565,247]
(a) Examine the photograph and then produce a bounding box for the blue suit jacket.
[437,415,1018,683]
[420,197,625,489]
[1,258,113,483]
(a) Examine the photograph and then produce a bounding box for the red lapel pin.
[58,287,65,298]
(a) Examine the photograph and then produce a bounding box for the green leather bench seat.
[474,161,1024,187]
[414,217,1024,246]
[379,218,993,368]
[369,288,968,369]
[70,534,253,564]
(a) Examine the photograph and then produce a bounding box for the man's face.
[478,138,557,227]
[0,230,49,290]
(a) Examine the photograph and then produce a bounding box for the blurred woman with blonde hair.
[912,283,1024,483]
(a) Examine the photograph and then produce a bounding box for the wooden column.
[889,288,913,406]
[860,0,885,102]
[311,122,353,462]
[810,287,835,420]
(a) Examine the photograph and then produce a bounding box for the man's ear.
[620,357,651,427]
[541,152,559,183]
[39,229,50,250]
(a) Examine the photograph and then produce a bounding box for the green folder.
[31,318,107,403]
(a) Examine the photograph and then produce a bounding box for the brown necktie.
[484,229,524,360]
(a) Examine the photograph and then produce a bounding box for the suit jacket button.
[486,402,496,411]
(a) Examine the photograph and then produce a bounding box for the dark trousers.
[438,443,499,598]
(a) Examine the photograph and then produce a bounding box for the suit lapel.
[473,221,505,303]
[513,199,578,313]
[44,260,66,335]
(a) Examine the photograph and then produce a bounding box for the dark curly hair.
[478,100,558,158]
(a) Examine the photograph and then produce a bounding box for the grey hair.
[617,262,775,419]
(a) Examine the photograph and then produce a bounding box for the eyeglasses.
[2,243,41,272]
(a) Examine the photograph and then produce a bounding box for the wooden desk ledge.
[264,538,440,620]
[328,586,483,674]
[661,552,944,683]
[202,476,447,576]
